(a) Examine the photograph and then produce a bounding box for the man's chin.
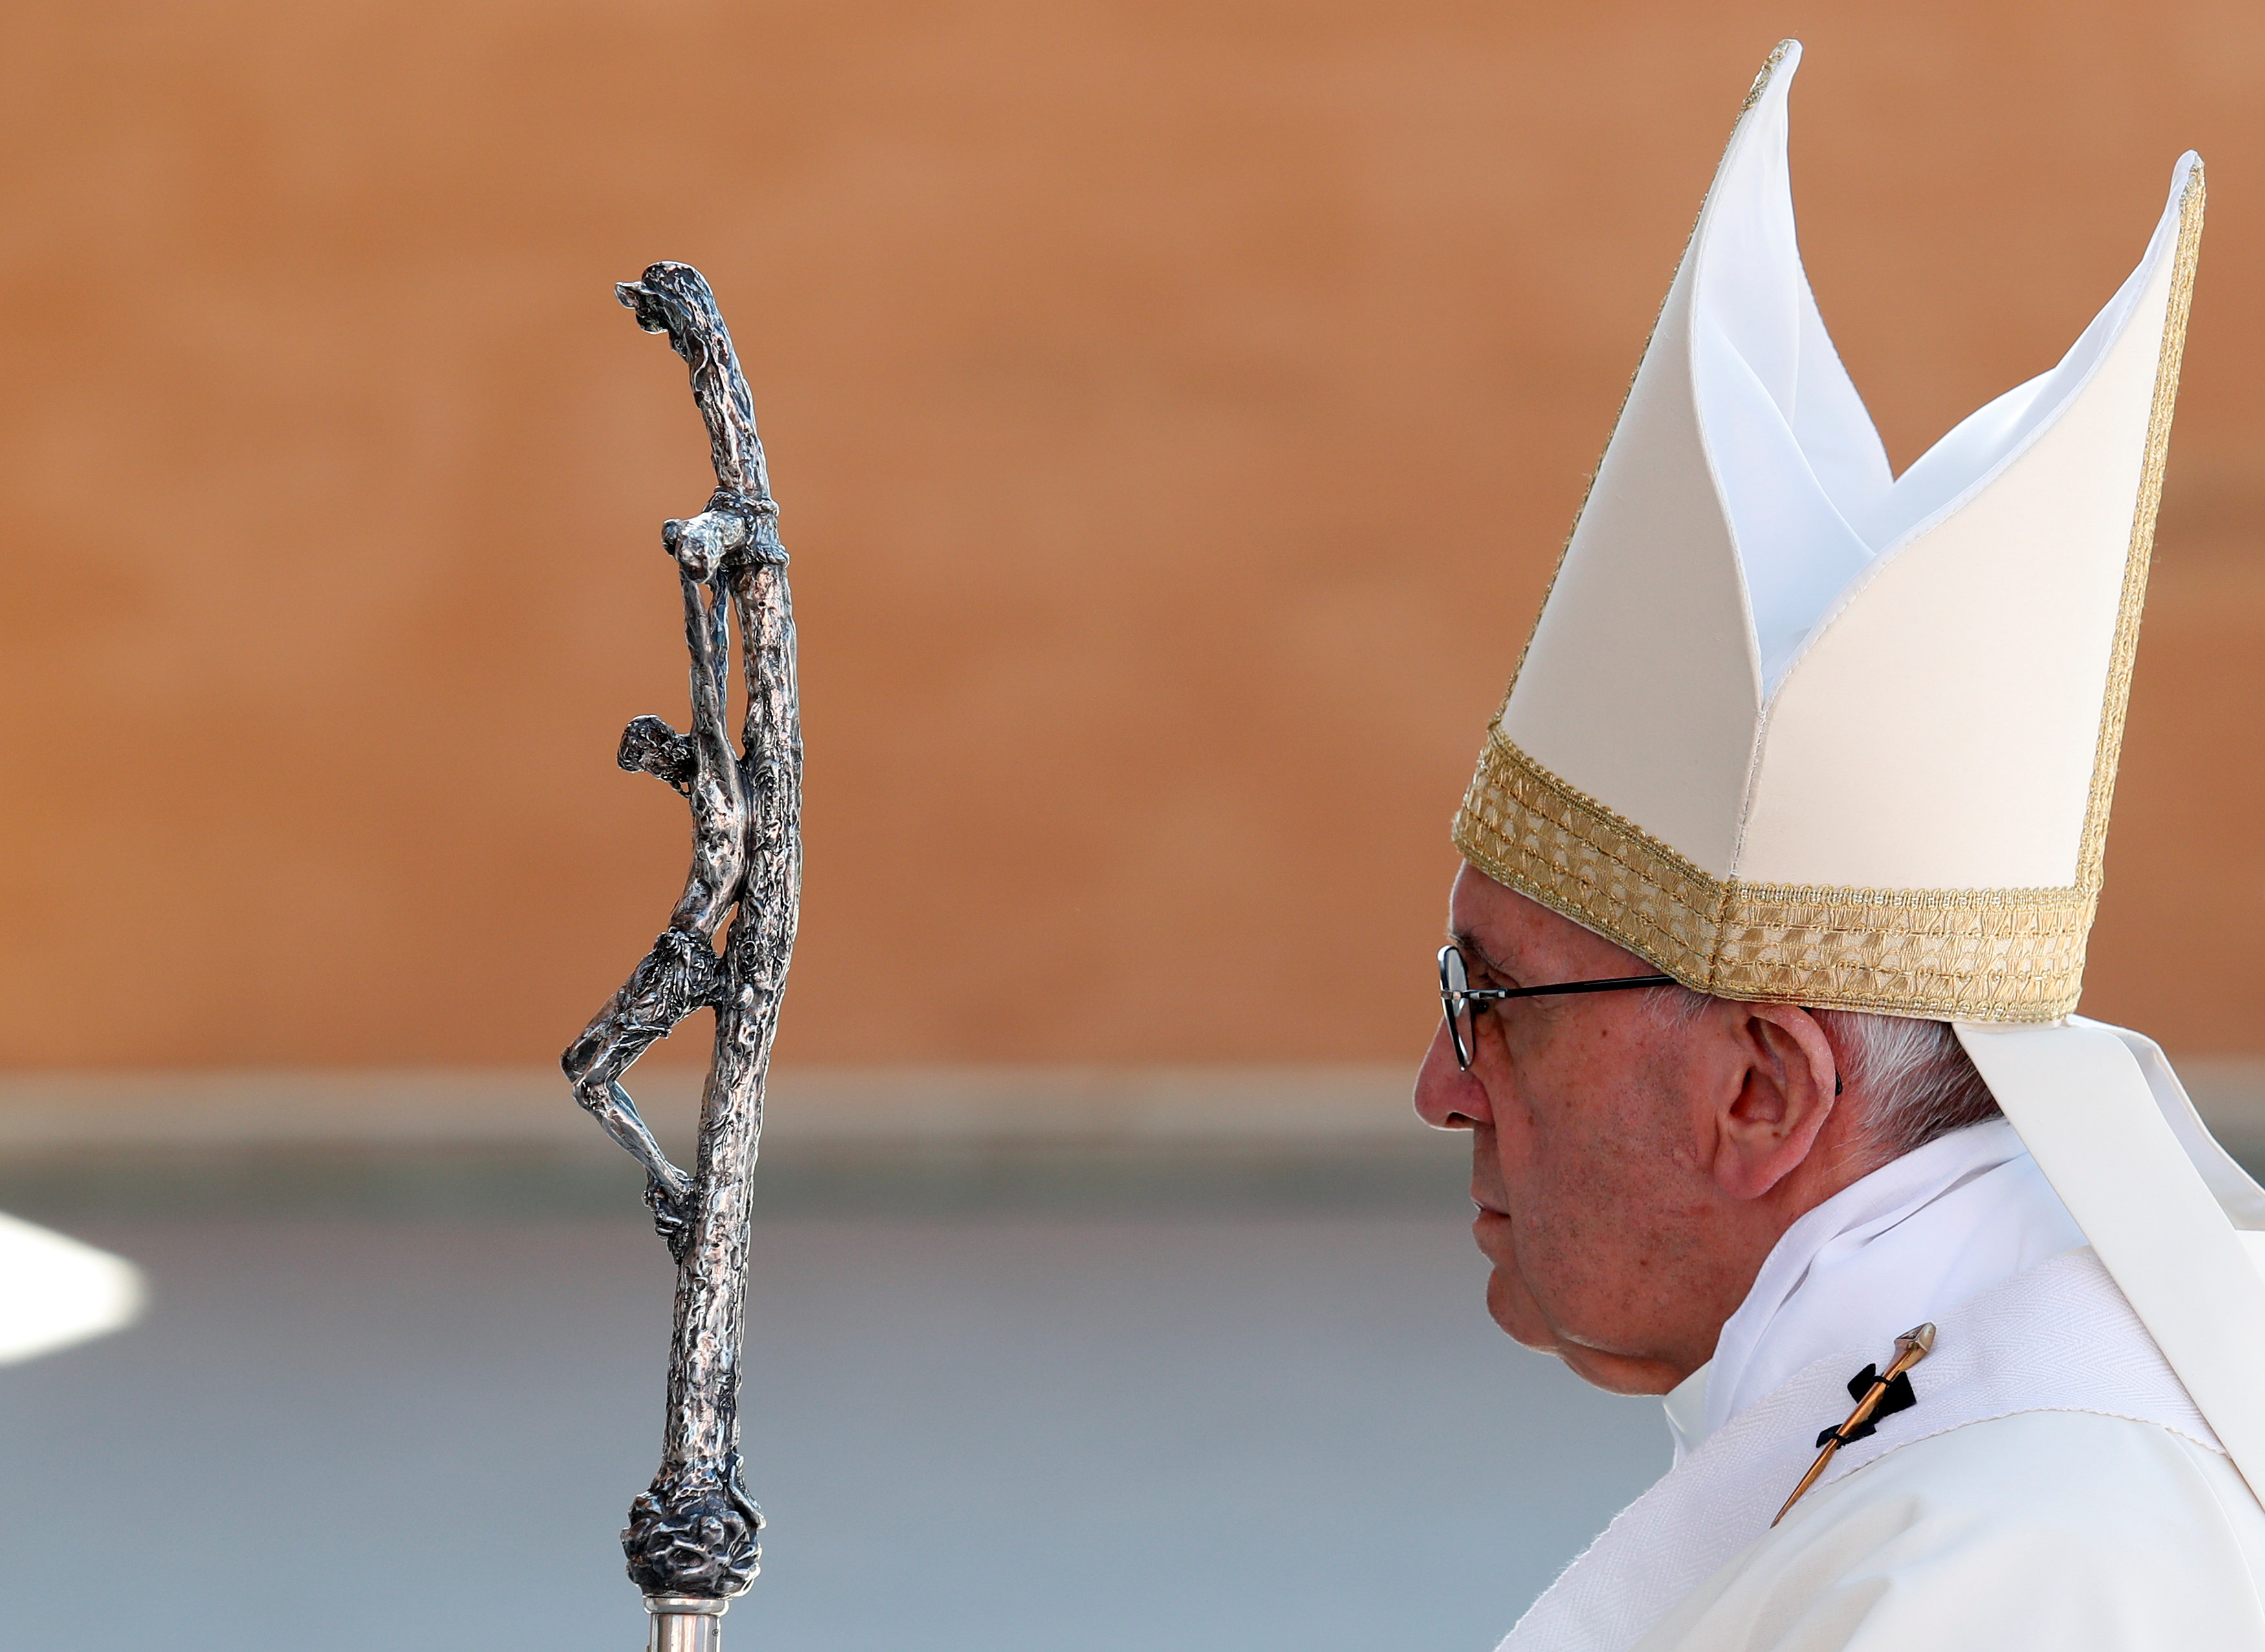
[1484,1268,1681,1396]
[1552,1342,1683,1397]
[1482,1264,1560,1353]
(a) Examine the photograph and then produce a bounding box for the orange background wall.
[1,1,2259,1073]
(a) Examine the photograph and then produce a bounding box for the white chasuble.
[1499,1250,2265,1652]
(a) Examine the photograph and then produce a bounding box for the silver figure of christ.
[560,261,802,1638]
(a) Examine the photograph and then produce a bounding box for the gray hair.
[1655,989,2000,1158]
[1811,1008,2001,1158]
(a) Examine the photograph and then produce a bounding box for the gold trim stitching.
[1501,42,1794,708]
[1453,732,2095,1022]
[1741,40,1796,113]
[2076,162,2204,894]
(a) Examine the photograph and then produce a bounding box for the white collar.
[1670,1118,2085,1449]
[1662,1363,1709,1464]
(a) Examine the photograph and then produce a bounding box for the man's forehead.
[1447,866,1593,971]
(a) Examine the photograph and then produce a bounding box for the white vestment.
[1499,1123,2265,1651]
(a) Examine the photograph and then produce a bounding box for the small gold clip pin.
[1771,1323,1936,1527]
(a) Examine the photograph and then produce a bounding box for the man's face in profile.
[1414,865,1851,1396]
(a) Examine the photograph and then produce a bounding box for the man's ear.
[1711,1004,1840,1202]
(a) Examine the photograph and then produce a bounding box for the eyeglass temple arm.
[1468,974,1679,1002]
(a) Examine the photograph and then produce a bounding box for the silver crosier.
[561,261,801,1649]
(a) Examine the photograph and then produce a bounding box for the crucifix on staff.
[560,262,800,1649]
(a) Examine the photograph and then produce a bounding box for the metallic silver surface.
[645,1597,729,1652]
[562,261,801,1616]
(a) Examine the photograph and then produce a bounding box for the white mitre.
[1455,41,2265,1503]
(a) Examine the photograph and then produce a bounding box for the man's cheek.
[1507,1192,1602,1337]
[1482,1244,1557,1351]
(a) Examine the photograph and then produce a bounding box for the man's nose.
[1414,1019,1492,1130]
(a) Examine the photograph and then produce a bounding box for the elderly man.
[1413,41,2265,1652]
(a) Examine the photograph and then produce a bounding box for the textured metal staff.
[560,261,800,1652]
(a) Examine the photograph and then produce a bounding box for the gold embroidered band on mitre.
[1452,730,2096,1022]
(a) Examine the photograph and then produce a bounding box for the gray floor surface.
[0,1150,1668,1651]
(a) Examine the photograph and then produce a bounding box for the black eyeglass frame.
[1437,943,1678,1071]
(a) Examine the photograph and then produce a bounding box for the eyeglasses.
[1437,944,1677,1070]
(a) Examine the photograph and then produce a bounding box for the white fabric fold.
[1686,45,2199,693]
[1698,1118,2085,1440]
[1964,1018,2265,1504]
[1499,1250,2216,1652]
